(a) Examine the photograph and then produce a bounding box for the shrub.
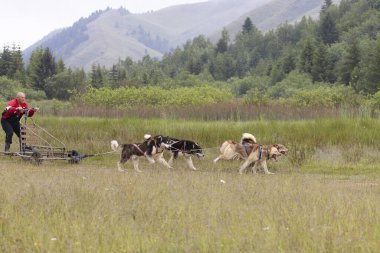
[0,76,47,101]
[266,71,314,99]
[290,85,363,107]
[0,76,22,100]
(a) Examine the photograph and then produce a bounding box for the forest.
[0,0,379,111]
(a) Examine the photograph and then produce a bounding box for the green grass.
[1,116,380,252]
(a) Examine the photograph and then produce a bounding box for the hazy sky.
[0,0,206,50]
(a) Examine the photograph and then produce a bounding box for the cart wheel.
[68,150,81,164]
[69,158,80,164]
[21,156,30,162]
[31,151,42,165]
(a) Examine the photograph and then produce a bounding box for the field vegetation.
[1,114,380,252]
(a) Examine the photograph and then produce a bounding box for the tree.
[363,40,380,93]
[42,47,57,77]
[27,48,44,90]
[340,38,360,85]
[270,62,285,85]
[56,58,66,73]
[319,11,339,45]
[45,68,86,100]
[209,53,236,80]
[299,38,315,74]
[352,40,380,94]
[215,28,229,54]
[108,64,119,87]
[0,45,23,79]
[311,42,329,82]
[90,64,104,88]
[321,0,333,14]
[27,47,57,90]
[0,46,11,77]
[281,46,296,74]
[242,17,253,34]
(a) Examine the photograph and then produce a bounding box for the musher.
[1,92,39,152]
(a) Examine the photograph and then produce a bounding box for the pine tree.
[216,28,229,54]
[242,17,253,34]
[8,44,25,81]
[353,40,380,94]
[108,65,119,88]
[90,64,104,88]
[27,48,45,90]
[299,38,315,74]
[321,0,333,14]
[363,40,380,93]
[281,48,296,74]
[27,47,57,90]
[0,46,12,77]
[270,62,285,85]
[319,12,339,45]
[340,38,360,85]
[311,42,329,82]
[57,58,66,73]
[42,47,57,77]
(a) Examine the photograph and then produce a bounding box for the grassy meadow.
[1,116,380,252]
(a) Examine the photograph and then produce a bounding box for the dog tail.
[111,140,121,151]
[241,133,257,144]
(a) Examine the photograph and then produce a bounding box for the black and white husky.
[153,135,205,170]
[111,134,172,172]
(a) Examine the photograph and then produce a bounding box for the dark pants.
[1,118,20,144]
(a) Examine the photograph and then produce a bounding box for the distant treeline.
[0,0,379,109]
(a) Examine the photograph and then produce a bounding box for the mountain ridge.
[23,0,330,71]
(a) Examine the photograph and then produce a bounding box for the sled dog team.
[111,133,288,174]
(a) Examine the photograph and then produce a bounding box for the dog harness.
[258,145,263,160]
[132,143,145,155]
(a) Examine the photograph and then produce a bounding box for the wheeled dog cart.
[1,110,89,164]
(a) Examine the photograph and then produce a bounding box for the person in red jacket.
[1,92,39,152]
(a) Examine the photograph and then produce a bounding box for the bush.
[0,76,47,101]
[229,76,270,97]
[266,71,314,99]
[290,85,363,107]
[371,91,380,109]
[0,76,22,100]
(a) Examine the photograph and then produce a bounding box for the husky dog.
[153,135,204,170]
[111,134,172,172]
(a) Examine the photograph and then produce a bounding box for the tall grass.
[2,116,380,175]
[35,102,378,121]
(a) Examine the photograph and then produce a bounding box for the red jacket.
[1,99,35,120]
